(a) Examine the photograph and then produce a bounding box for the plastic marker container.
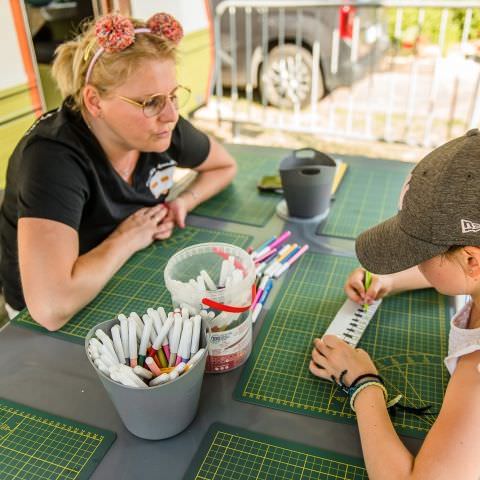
[85,318,207,440]
[279,148,336,218]
[164,242,255,373]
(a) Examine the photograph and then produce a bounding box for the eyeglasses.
[117,85,191,118]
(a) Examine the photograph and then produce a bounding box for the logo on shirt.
[461,219,480,233]
[147,160,177,199]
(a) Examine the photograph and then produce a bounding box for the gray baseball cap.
[356,128,480,274]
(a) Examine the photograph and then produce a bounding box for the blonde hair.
[51,16,177,112]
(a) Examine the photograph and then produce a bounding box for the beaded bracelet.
[349,381,388,412]
[334,371,384,396]
[334,371,403,413]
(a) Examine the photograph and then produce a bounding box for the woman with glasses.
[0,13,237,331]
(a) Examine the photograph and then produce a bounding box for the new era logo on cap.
[461,219,480,233]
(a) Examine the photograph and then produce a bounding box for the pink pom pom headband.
[84,13,183,85]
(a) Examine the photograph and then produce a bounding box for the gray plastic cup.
[279,148,337,218]
[85,318,207,440]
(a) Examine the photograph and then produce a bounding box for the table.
[0,146,428,479]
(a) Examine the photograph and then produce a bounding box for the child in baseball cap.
[310,129,480,479]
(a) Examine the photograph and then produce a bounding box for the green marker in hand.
[363,270,372,312]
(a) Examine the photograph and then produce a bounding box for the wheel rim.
[266,54,311,104]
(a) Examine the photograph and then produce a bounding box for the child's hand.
[344,268,393,306]
[309,335,378,386]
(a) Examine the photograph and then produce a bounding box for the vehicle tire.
[259,43,324,109]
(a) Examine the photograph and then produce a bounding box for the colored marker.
[89,338,102,359]
[271,245,301,277]
[147,308,163,339]
[133,365,153,380]
[99,346,118,369]
[181,307,189,322]
[174,362,186,376]
[157,307,171,360]
[185,348,206,372]
[129,312,144,342]
[212,247,246,273]
[253,232,290,260]
[274,244,310,278]
[268,230,291,249]
[128,317,138,367]
[156,349,168,368]
[168,313,183,367]
[254,248,277,265]
[95,329,119,363]
[157,307,167,323]
[257,244,290,277]
[118,314,129,360]
[252,278,274,323]
[255,261,269,277]
[190,315,202,357]
[145,356,161,376]
[363,270,372,312]
[110,370,137,388]
[251,235,276,259]
[148,315,174,357]
[200,269,216,290]
[94,358,110,376]
[219,259,232,287]
[158,366,174,374]
[88,344,100,361]
[119,365,148,388]
[177,319,193,364]
[138,315,153,367]
[196,274,206,291]
[164,312,174,361]
[149,373,170,387]
[252,275,269,310]
[111,325,126,365]
[264,243,297,277]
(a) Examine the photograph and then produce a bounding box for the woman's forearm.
[178,165,236,211]
[355,387,414,480]
[27,231,136,330]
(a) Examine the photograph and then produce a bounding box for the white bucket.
[164,242,256,372]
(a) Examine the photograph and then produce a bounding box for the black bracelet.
[349,373,384,391]
[333,371,384,397]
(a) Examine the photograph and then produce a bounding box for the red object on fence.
[339,5,356,40]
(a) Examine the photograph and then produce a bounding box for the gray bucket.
[85,318,207,440]
[279,148,336,218]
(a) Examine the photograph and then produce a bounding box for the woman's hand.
[110,204,169,251]
[309,335,378,386]
[165,197,189,229]
[344,268,394,306]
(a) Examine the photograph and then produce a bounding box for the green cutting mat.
[235,252,449,439]
[184,423,367,480]
[319,156,414,239]
[193,146,413,234]
[13,226,252,344]
[192,144,284,227]
[0,398,115,480]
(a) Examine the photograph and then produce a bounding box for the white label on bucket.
[206,319,251,356]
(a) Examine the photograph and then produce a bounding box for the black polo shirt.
[0,102,210,310]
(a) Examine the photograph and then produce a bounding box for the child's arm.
[344,266,431,305]
[312,337,480,480]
